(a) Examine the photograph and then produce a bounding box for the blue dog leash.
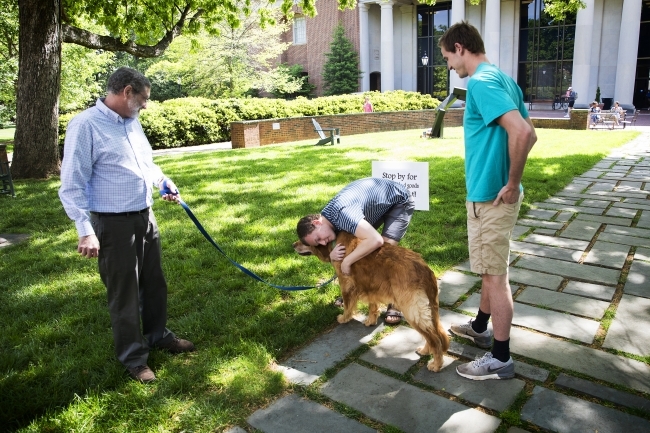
[161,180,336,291]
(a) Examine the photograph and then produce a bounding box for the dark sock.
[471,309,491,333]
[491,338,510,363]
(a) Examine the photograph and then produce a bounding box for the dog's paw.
[337,314,350,324]
[416,344,432,356]
[427,359,443,372]
[363,316,379,326]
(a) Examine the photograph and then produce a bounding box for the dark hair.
[107,67,151,95]
[438,21,485,55]
[297,214,321,244]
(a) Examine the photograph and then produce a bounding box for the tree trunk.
[12,0,61,179]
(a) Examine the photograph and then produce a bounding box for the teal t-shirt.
[464,62,529,202]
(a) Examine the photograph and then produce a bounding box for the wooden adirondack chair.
[312,118,340,146]
[0,144,15,197]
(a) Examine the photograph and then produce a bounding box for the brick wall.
[231,109,465,148]
[230,108,588,148]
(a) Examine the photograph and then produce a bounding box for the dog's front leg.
[337,277,357,324]
[364,303,380,326]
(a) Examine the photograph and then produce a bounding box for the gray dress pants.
[91,209,175,368]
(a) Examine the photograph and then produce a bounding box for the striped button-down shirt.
[321,178,411,234]
[59,98,165,237]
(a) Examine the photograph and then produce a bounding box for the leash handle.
[160,179,178,196]
[175,199,336,291]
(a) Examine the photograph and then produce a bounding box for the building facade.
[282,0,649,111]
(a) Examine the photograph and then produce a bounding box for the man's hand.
[160,178,181,203]
[78,234,100,259]
[330,243,346,262]
[493,184,520,206]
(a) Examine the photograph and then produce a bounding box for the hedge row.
[59,91,440,149]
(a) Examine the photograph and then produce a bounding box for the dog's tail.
[425,272,450,353]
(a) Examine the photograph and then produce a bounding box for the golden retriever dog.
[293,231,449,372]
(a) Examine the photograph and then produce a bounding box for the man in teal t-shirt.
[439,22,537,381]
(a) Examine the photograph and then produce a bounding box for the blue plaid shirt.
[59,98,165,237]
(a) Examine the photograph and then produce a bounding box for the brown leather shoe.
[157,337,196,354]
[128,365,156,383]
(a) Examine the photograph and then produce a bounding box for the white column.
[359,2,370,92]
[449,0,466,93]
[614,0,642,109]
[400,5,415,91]
[572,0,595,109]
[380,1,395,92]
[485,0,501,67]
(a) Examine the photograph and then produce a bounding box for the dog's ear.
[293,240,313,256]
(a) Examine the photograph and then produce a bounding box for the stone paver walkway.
[230,133,650,433]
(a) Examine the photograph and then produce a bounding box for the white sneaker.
[449,319,493,349]
[456,352,515,380]
[564,114,569,117]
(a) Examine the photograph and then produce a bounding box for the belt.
[90,207,149,217]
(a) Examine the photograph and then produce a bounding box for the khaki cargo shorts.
[466,193,523,275]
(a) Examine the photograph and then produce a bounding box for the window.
[293,17,306,45]
[517,0,576,101]
[417,4,452,99]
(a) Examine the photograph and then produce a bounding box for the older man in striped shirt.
[59,67,195,383]
[297,177,415,324]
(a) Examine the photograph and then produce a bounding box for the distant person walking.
[564,86,577,117]
[363,96,374,113]
[439,22,537,380]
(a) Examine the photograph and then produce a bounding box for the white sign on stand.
[372,161,429,211]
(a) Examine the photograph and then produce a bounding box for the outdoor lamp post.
[421,52,429,95]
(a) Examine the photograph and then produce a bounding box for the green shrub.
[58,91,440,149]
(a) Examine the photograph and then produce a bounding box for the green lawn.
[0,127,640,432]
[0,127,14,153]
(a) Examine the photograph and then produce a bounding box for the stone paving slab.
[574,189,649,200]
[638,212,650,229]
[514,255,620,285]
[453,260,472,273]
[247,394,376,433]
[360,326,423,374]
[446,341,549,382]
[438,271,482,305]
[521,386,650,433]
[559,219,600,241]
[583,240,631,269]
[557,191,628,202]
[413,357,526,412]
[277,318,384,385]
[598,231,650,247]
[511,303,600,343]
[510,241,582,262]
[624,260,650,298]
[532,228,556,236]
[613,201,650,211]
[224,427,247,433]
[515,218,564,230]
[604,224,650,239]
[562,280,616,301]
[575,213,634,226]
[606,206,640,218]
[586,182,616,193]
[0,233,30,248]
[321,363,502,433]
[554,373,650,412]
[511,225,531,239]
[509,327,650,394]
[524,209,557,220]
[508,267,563,290]
[635,247,650,261]
[520,233,590,250]
[603,295,650,356]
[579,198,612,209]
[515,287,610,319]
[531,202,604,215]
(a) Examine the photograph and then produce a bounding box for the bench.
[590,111,627,130]
[311,118,340,146]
